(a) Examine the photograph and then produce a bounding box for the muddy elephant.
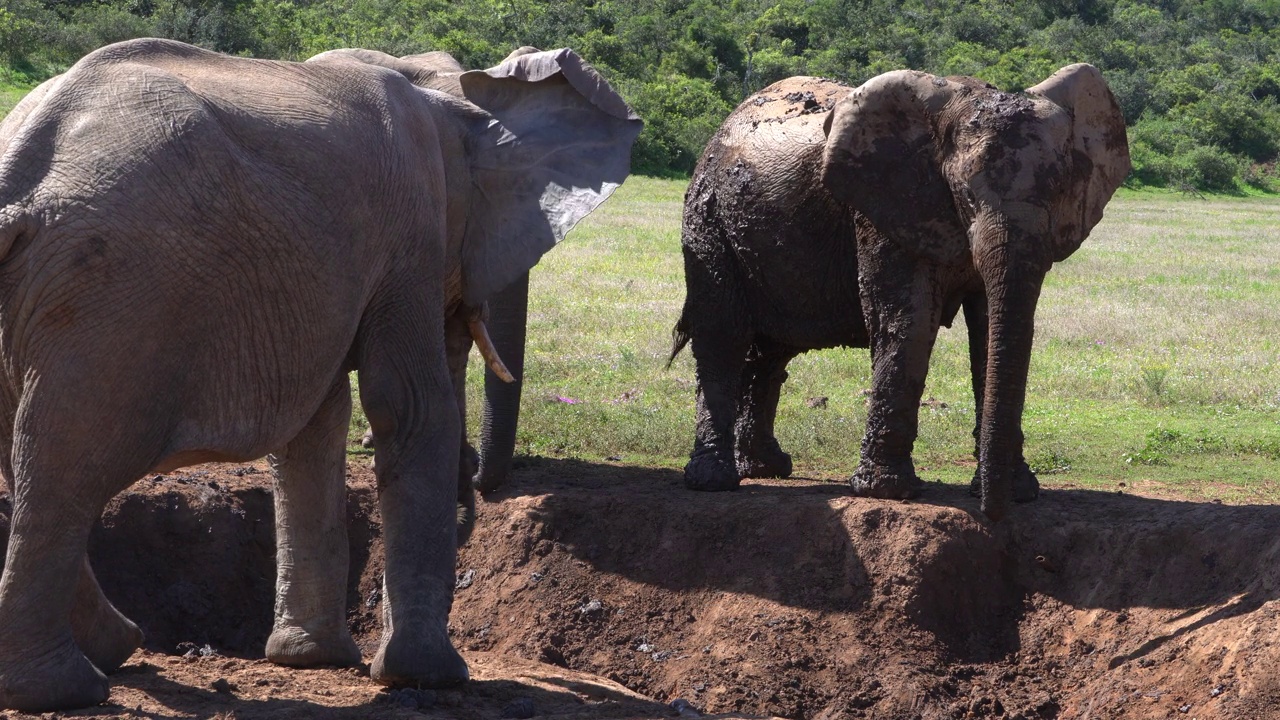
[672,67,1128,520]
[314,47,537,495]
[0,38,640,711]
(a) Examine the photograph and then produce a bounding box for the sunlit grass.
[0,80,33,119]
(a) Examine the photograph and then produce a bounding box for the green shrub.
[48,5,154,64]
[1177,145,1240,192]
[622,74,734,176]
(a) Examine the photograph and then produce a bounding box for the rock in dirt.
[499,696,535,718]
[670,697,702,717]
[384,687,437,711]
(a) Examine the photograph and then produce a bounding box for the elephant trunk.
[974,219,1046,522]
[475,272,529,494]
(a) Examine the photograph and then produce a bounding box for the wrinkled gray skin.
[0,39,639,711]
[323,47,536,495]
[674,67,1128,521]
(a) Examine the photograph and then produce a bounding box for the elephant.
[671,67,1129,520]
[314,47,542,495]
[0,38,640,711]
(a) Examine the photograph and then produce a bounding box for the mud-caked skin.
[0,39,639,711]
[674,67,1128,520]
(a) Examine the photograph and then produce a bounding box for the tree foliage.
[3,0,1280,188]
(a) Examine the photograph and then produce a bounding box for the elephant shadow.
[487,456,1280,666]
[98,657,669,720]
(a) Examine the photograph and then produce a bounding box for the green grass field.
[0,81,32,118]
[421,178,1280,504]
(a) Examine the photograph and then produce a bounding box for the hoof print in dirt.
[382,688,437,711]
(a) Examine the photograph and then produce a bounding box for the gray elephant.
[316,47,541,495]
[672,67,1129,520]
[0,38,640,711]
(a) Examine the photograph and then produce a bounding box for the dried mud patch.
[3,459,1280,719]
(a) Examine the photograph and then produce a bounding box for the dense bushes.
[3,0,1280,189]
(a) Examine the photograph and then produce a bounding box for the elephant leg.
[357,294,467,689]
[681,242,751,492]
[0,440,119,709]
[264,373,361,668]
[734,341,796,479]
[445,310,477,545]
[70,558,143,674]
[686,329,751,492]
[962,293,1038,502]
[849,248,943,499]
[474,272,529,495]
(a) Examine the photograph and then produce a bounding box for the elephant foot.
[266,625,361,668]
[71,603,143,675]
[684,452,742,491]
[735,440,793,479]
[968,461,1040,503]
[0,639,109,712]
[371,627,469,688]
[474,465,508,495]
[849,459,924,499]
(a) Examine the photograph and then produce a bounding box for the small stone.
[579,599,604,615]
[501,696,536,719]
[670,698,702,717]
[456,569,476,590]
[210,678,234,693]
[1210,685,1224,697]
[1179,704,1192,713]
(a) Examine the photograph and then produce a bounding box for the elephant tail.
[666,312,691,369]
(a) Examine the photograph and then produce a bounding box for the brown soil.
[3,458,1280,720]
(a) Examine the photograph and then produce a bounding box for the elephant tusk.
[468,317,517,383]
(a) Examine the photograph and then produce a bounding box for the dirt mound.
[3,459,1280,719]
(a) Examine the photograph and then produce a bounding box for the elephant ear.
[1027,63,1131,261]
[456,48,642,305]
[820,70,969,265]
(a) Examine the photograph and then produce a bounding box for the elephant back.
[698,77,850,208]
[716,77,849,153]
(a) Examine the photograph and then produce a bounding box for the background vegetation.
[3,0,1280,189]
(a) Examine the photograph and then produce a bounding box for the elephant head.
[820,64,1129,520]
[314,47,638,501]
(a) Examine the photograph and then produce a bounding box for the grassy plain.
[407,178,1280,503]
[0,80,32,118]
